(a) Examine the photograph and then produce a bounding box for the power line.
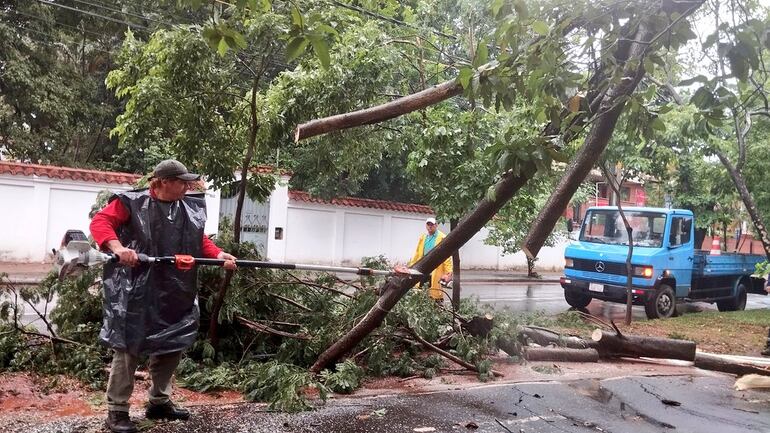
[68,0,176,28]
[9,9,118,41]
[10,24,112,55]
[34,0,148,30]
[326,0,457,41]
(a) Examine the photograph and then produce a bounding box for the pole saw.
[54,230,421,279]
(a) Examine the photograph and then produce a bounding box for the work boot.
[106,411,137,433]
[145,401,190,421]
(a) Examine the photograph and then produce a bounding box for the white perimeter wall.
[0,174,220,262]
[266,189,568,270]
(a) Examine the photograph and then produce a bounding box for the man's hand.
[393,265,411,275]
[107,241,139,267]
[441,272,452,282]
[218,252,237,270]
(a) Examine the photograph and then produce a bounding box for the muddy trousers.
[106,349,182,413]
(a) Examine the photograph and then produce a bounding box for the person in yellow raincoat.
[409,217,453,300]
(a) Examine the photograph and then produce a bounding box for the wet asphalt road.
[12,375,767,433]
[462,281,770,321]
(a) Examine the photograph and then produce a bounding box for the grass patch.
[670,309,770,326]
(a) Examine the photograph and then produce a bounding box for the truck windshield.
[579,210,667,248]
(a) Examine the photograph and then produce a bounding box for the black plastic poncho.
[99,190,206,356]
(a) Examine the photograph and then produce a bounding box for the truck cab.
[560,206,766,319]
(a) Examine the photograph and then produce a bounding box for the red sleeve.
[202,235,223,259]
[90,199,130,249]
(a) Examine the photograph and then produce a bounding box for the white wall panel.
[0,184,36,261]
[285,207,336,263]
[341,213,384,264]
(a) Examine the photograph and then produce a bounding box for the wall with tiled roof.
[0,161,140,185]
[288,190,433,214]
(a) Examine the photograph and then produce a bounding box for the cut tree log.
[523,347,599,362]
[518,326,601,351]
[591,329,696,361]
[694,352,770,377]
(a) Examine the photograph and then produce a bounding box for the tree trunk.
[694,352,770,377]
[309,167,535,373]
[716,152,770,259]
[450,218,461,310]
[591,329,696,361]
[601,164,634,325]
[523,347,599,362]
[208,75,260,348]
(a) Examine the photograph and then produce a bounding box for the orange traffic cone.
[710,236,721,255]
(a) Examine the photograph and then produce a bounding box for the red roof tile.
[289,190,433,214]
[251,165,292,175]
[0,161,141,185]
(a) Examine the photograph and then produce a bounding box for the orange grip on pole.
[174,254,196,271]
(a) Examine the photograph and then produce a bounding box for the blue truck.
[560,206,768,319]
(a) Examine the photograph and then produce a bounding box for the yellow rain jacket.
[409,230,453,300]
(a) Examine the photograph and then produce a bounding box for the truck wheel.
[564,290,592,308]
[717,284,747,312]
[645,285,676,319]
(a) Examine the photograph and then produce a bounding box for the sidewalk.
[0,261,563,285]
[0,262,52,284]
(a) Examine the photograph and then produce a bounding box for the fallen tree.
[298,1,707,373]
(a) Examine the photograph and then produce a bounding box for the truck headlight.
[633,266,653,278]
[565,258,574,268]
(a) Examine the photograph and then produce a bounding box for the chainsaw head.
[53,231,111,279]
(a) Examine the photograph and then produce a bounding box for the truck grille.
[572,259,629,276]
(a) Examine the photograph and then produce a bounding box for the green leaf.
[512,0,528,19]
[532,20,549,36]
[703,31,718,48]
[472,41,488,68]
[217,37,229,56]
[286,37,309,62]
[291,4,304,28]
[650,117,666,132]
[310,37,330,69]
[727,49,749,81]
[458,67,473,89]
[491,0,505,17]
[316,24,339,36]
[690,86,714,109]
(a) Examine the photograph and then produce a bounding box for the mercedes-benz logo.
[595,261,606,272]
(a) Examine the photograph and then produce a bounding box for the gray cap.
[150,159,200,181]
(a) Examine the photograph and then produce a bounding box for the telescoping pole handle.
[136,254,422,276]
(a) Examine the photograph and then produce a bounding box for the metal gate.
[219,196,270,255]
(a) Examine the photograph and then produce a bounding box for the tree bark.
[523,347,599,362]
[591,329,696,361]
[309,167,534,373]
[450,218,461,310]
[694,352,770,377]
[294,80,463,142]
[715,151,770,259]
[517,326,600,351]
